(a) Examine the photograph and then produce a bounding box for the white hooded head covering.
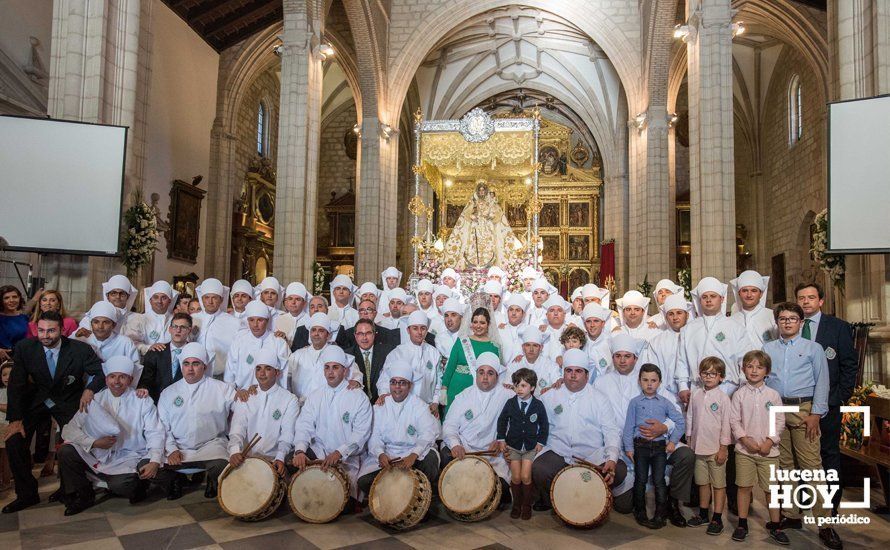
[181,342,209,365]
[562,348,590,370]
[89,301,120,325]
[230,279,255,299]
[388,362,421,384]
[530,277,557,296]
[319,345,354,369]
[730,270,770,314]
[245,300,271,319]
[381,267,403,290]
[520,325,546,345]
[102,275,138,311]
[652,279,684,305]
[543,295,571,313]
[407,310,430,328]
[253,348,284,370]
[487,266,507,280]
[483,280,504,298]
[475,351,505,375]
[196,278,230,313]
[285,282,311,301]
[571,287,583,302]
[520,266,540,281]
[691,277,729,316]
[504,294,530,312]
[255,277,284,309]
[308,312,332,332]
[355,282,381,306]
[433,284,456,303]
[143,281,178,316]
[102,355,136,377]
[441,298,464,316]
[581,302,612,322]
[414,279,434,297]
[609,333,647,357]
[616,290,651,326]
[387,288,409,305]
[661,294,694,317]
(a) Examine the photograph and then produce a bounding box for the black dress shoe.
[129,481,148,504]
[532,501,551,512]
[63,498,94,516]
[668,498,687,527]
[779,516,803,530]
[634,511,655,528]
[47,487,66,503]
[166,475,184,501]
[2,497,40,514]
[819,527,843,550]
[204,480,218,499]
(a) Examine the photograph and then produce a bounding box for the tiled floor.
[0,475,885,549]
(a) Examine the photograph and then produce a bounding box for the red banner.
[598,241,615,286]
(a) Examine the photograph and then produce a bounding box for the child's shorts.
[507,447,538,461]
[694,453,727,488]
[735,452,778,492]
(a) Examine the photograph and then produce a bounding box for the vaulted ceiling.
[161,0,283,52]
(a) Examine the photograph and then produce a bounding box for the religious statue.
[441,181,517,270]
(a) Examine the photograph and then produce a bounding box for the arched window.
[789,75,803,145]
[257,102,267,156]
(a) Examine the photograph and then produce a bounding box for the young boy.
[730,350,788,544]
[555,326,586,368]
[686,357,732,535]
[623,364,685,528]
[497,368,548,520]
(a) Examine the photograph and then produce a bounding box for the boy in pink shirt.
[730,350,787,544]
[686,356,732,535]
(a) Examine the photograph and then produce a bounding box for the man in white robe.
[582,303,613,381]
[135,281,179,355]
[80,302,140,367]
[357,363,440,497]
[192,278,241,377]
[540,295,571,363]
[729,270,777,346]
[641,294,694,398]
[355,281,381,307]
[440,267,462,296]
[506,326,562,392]
[440,353,513,505]
[57,356,164,515]
[519,266,540,302]
[594,334,694,525]
[614,290,660,341]
[484,280,507,327]
[156,343,236,499]
[273,281,311,347]
[531,348,625,511]
[255,276,285,324]
[229,279,254,328]
[328,274,359,330]
[582,283,618,332]
[375,288,408,330]
[379,266,403,309]
[291,346,372,498]
[432,298,464,359]
[224,301,289,390]
[288,315,362,404]
[413,278,438,322]
[527,277,555,326]
[648,279,684,330]
[679,277,756,397]
[433,284,457,314]
[76,274,142,345]
[377,311,443,414]
[227,348,299,477]
[498,294,530,364]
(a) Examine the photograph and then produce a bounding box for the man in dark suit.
[796,282,858,515]
[346,318,394,402]
[335,299,397,350]
[3,311,105,513]
[138,312,192,402]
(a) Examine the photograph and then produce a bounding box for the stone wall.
[317,102,357,245]
[235,69,280,176]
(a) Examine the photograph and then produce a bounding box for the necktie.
[362,351,372,396]
[521,401,528,415]
[46,348,57,379]
[802,319,812,340]
[172,348,182,378]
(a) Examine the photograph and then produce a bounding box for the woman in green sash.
[440,307,500,414]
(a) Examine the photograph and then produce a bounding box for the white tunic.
[730,307,778,347]
[359,394,440,478]
[292,379,372,493]
[227,384,300,463]
[224,330,290,390]
[287,344,363,404]
[84,332,140,365]
[583,331,613,382]
[680,315,756,394]
[61,388,165,475]
[274,310,308,347]
[329,305,359,330]
[612,323,661,342]
[434,327,460,360]
[374,313,400,330]
[541,323,567,363]
[158,377,236,462]
[441,384,512,480]
[506,357,562,392]
[193,311,241,376]
[640,328,685,396]
[497,322,525,364]
[537,384,621,467]
[79,309,143,346]
[134,310,172,355]
[377,342,443,404]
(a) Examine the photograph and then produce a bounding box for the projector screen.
[828,95,890,253]
[0,116,126,255]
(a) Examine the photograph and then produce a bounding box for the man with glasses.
[336,299,397,349]
[346,319,392,402]
[763,302,841,549]
[139,313,193,403]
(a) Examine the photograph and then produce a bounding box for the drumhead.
[439,457,497,514]
[289,466,347,523]
[219,458,276,517]
[551,465,609,526]
[370,468,416,523]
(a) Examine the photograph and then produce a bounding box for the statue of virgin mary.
[442,181,517,270]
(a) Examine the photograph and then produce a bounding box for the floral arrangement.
[311,261,326,295]
[637,274,652,297]
[677,267,692,299]
[121,191,159,275]
[503,253,535,294]
[415,255,443,284]
[841,382,877,449]
[810,208,845,291]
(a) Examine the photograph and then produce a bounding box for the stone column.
[354,116,400,283]
[685,0,736,283]
[602,170,629,292]
[43,0,152,313]
[274,0,324,284]
[628,109,672,286]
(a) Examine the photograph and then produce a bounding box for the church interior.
[1,0,890,548]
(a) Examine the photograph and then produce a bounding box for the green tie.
[802,319,812,340]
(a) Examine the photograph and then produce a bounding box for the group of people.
[0,266,857,548]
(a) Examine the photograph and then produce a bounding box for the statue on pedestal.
[441,181,516,271]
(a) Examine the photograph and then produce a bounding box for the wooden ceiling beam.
[213,9,282,50]
[188,0,251,25]
[204,1,280,38]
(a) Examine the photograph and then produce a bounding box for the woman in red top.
[27,289,78,338]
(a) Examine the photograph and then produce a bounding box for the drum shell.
[217,458,287,522]
[369,468,432,530]
[550,464,612,528]
[438,456,501,522]
[287,464,349,524]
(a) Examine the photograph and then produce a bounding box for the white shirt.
[537,384,621,466]
[287,344,363,404]
[541,323,567,363]
[359,393,440,478]
[374,313,401,330]
[434,326,460,360]
[731,307,778,347]
[224,330,290,390]
[227,384,300,462]
[378,342,443,404]
[329,304,359,330]
[612,323,661,343]
[641,328,686,396]
[583,331,613,382]
[61,387,165,475]
[193,310,241,376]
[506,356,562,391]
[135,309,173,355]
[498,321,526,364]
[441,384,512,480]
[158,377,236,462]
[680,315,756,394]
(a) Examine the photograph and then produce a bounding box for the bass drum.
[550,464,612,528]
[288,464,349,523]
[438,456,501,522]
[218,457,286,522]
[369,468,432,530]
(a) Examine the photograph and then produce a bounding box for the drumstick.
[572,456,600,471]
[219,434,262,482]
[466,450,499,457]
